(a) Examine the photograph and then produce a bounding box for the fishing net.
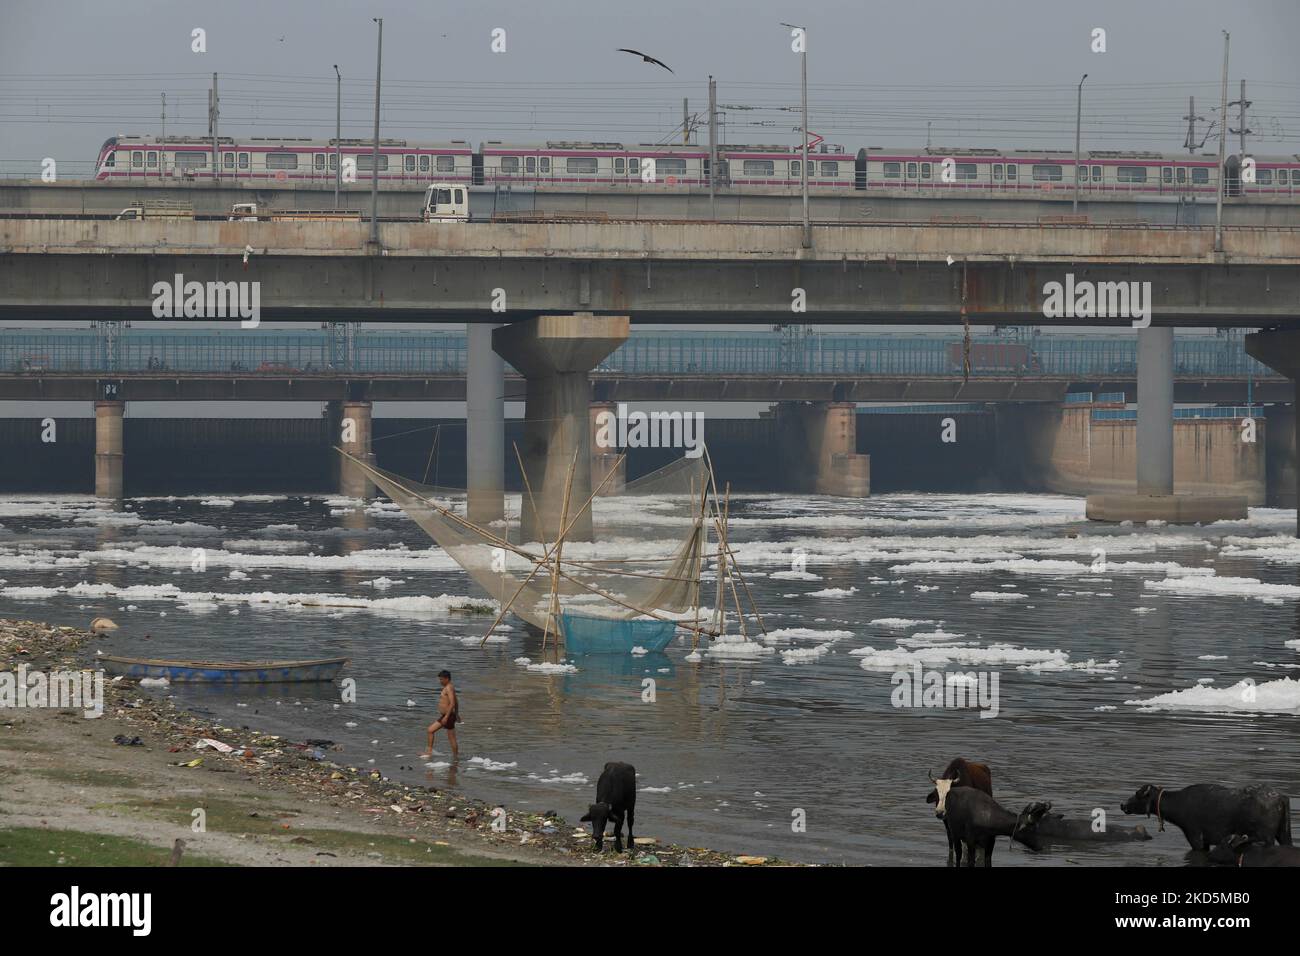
[340,449,715,632]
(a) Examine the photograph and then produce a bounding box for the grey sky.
[3,0,1298,172]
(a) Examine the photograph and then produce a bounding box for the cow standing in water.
[581,762,637,852]
[926,758,994,864]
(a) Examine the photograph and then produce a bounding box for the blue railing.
[0,329,1279,380]
[1092,406,1263,421]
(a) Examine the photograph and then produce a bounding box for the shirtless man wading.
[419,669,460,759]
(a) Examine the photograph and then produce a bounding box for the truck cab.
[229,202,259,221]
[422,183,469,222]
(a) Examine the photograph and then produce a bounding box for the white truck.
[421,183,469,222]
[229,203,361,222]
[114,200,194,220]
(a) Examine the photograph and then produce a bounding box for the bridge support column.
[467,323,505,524]
[1087,327,1246,524]
[589,402,627,496]
[775,401,870,496]
[338,400,375,499]
[94,400,124,499]
[1247,328,1300,534]
[493,314,629,542]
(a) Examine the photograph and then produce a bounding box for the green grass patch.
[33,767,142,790]
[0,827,231,867]
[115,797,527,866]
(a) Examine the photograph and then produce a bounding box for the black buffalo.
[580,761,637,852]
[1120,784,1292,851]
[1012,801,1151,851]
[1207,834,1300,867]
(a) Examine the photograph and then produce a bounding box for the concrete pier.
[1247,328,1300,533]
[94,400,124,498]
[774,402,871,497]
[493,314,629,542]
[1087,327,1246,524]
[589,402,627,496]
[467,323,505,523]
[338,400,375,499]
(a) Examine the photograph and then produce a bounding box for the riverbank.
[0,618,793,868]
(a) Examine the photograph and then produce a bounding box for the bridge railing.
[0,328,1280,380]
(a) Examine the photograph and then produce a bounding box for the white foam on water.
[855,643,1068,671]
[1127,677,1300,715]
[762,627,853,645]
[868,618,935,629]
[781,643,833,664]
[469,757,519,771]
[970,591,1028,601]
[807,587,858,598]
[1145,575,1300,602]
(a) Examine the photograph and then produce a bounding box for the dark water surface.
[2,491,1298,866]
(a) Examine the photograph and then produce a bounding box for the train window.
[955,163,977,180]
[329,154,338,170]
[146,151,157,168]
[1257,169,1273,184]
[615,157,626,174]
[659,158,688,176]
[104,152,115,167]
[993,164,1003,180]
[525,156,536,173]
[1192,168,1209,184]
[1006,164,1017,179]
[175,151,206,169]
[436,155,455,173]
[540,157,551,173]
[743,160,775,176]
[1116,166,1147,183]
[1281,170,1290,185]
[567,157,598,174]
[405,155,416,172]
[883,162,901,178]
[420,155,430,173]
[224,152,235,169]
[1031,164,1062,181]
[791,160,801,177]
[1092,165,1101,181]
[131,151,143,168]
[315,153,327,170]
[920,163,931,179]
[1177,168,1187,183]
[1161,167,1173,183]
[267,152,299,170]
[906,162,918,178]
[355,154,388,171]
[629,158,639,175]
[239,152,250,169]
[1076,166,1087,183]
[822,161,840,177]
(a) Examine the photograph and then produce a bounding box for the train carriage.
[477,141,709,187]
[717,143,855,189]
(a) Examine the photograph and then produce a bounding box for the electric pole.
[1182,96,1204,154]
[1214,31,1229,253]
[1228,79,1252,157]
[209,73,220,182]
[708,75,717,220]
[370,17,383,247]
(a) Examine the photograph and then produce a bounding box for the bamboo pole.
[543,449,578,662]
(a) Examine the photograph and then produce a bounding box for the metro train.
[93,134,1300,199]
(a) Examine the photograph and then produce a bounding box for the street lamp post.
[370,18,383,247]
[1073,73,1087,214]
[781,22,810,247]
[334,65,342,210]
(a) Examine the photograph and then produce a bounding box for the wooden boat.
[98,655,349,684]
[560,612,677,655]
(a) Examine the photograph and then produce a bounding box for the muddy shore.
[0,619,795,867]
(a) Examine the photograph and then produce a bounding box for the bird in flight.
[617,49,673,73]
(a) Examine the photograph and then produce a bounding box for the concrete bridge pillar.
[467,323,505,524]
[94,400,125,499]
[1087,326,1246,524]
[589,401,627,496]
[493,313,629,542]
[1247,329,1300,534]
[774,401,871,496]
[338,400,375,499]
